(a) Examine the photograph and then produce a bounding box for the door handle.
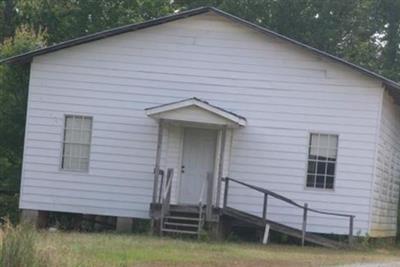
[181,165,185,173]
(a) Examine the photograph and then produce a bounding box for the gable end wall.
[370,89,400,237]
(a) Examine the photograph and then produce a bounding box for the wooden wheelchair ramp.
[221,177,355,249]
[222,206,344,248]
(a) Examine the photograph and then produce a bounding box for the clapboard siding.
[20,12,384,235]
[370,90,400,237]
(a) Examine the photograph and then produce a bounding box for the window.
[61,115,92,171]
[306,133,338,189]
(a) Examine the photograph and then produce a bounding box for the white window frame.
[60,115,93,172]
[305,133,338,190]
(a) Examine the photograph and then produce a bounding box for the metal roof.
[1,6,400,97]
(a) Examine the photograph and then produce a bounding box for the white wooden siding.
[21,12,384,235]
[370,90,400,237]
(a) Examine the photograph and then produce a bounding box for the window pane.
[65,116,74,129]
[64,129,73,142]
[307,175,315,187]
[309,134,319,156]
[308,154,317,160]
[66,144,80,157]
[326,176,334,189]
[80,145,90,158]
[316,175,325,188]
[79,158,89,171]
[318,134,329,148]
[82,118,92,130]
[66,116,81,129]
[327,162,335,175]
[307,161,316,174]
[329,135,338,149]
[80,130,91,144]
[63,157,80,170]
[317,161,326,174]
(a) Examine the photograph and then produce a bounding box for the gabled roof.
[145,97,247,127]
[1,6,400,97]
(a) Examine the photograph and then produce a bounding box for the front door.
[179,128,217,204]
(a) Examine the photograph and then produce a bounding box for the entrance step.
[161,228,198,235]
[161,206,205,238]
[164,216,200,221]
[164,222,199,228]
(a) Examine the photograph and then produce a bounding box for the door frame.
[178,127,219,205]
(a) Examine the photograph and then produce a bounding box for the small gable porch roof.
[145,97,247,128]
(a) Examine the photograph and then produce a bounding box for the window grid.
[61,115,92,171]
[306,133,338,189]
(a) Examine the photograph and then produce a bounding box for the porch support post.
[150,119,164,235]
[206,172,213,221]
[216,127,227,207]
[152,119,164,204]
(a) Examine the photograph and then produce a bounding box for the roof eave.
[0,6,211,65]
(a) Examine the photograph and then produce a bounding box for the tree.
[15,0,174,44]
[378,0,400,80]
[0,26,45,222]
[0,0,17,42]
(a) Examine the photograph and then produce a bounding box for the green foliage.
[198,228,210,242]
[131,218,150,234]
[0,195,19,223]
[16,0,174,44]
[0,0,16,42]
[0,26,45,223]
[0,220,49,267]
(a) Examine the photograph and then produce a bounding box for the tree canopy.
[1,0,400,222]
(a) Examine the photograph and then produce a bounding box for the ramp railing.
[222,177,355,246]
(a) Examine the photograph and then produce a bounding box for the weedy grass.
[0,220,51,267]
[35,232,400,266]
[2,225,400,267]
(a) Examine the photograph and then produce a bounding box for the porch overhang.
[145,97,247,128]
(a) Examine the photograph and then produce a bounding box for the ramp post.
[262,224,270,244]
[223,178,229,208]
[301,203,308,247]
[262,193,268,221]
[348,215,354,246]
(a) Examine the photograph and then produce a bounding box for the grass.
[0,221,49,267]
[22,232,400,267]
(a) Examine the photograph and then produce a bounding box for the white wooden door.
[179,128,217,204]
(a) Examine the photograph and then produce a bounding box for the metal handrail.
[162,174,173,201]
[198,178,207,205]
[222,176,355,246]
[197,177,208,239]
[157,169,165,203]
[160,168,174,236]
[223,177,353,218]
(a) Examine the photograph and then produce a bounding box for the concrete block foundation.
[116,217,133,232]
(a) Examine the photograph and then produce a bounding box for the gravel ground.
[338,262,400,267]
